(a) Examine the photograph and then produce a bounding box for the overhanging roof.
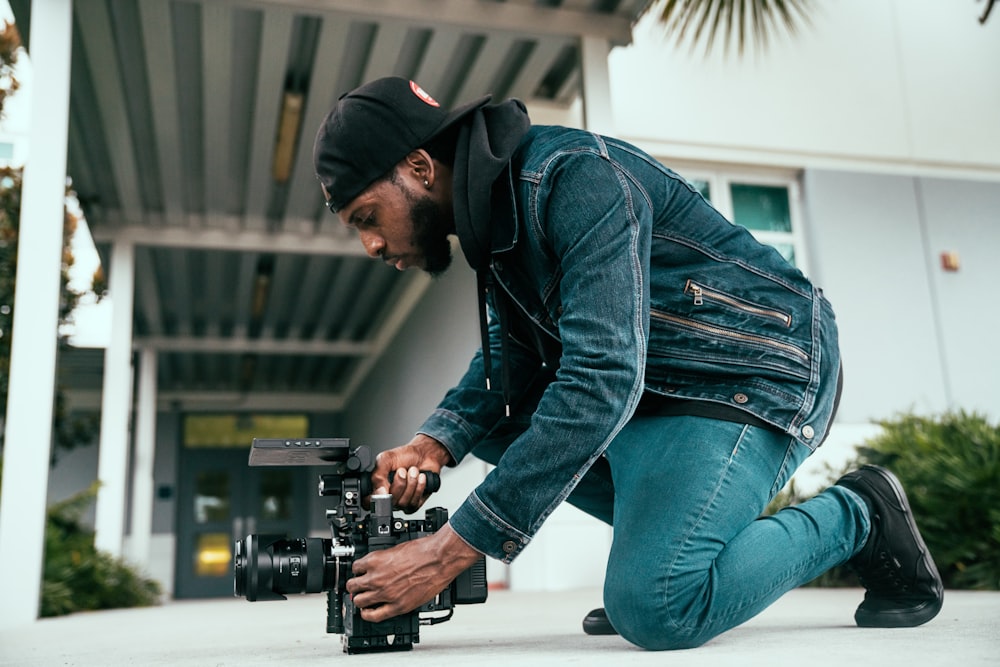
[9,0,650,412]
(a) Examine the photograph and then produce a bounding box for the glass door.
[175,449,310,598]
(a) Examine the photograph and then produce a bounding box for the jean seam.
[768,437,802,500]
[661,424,752,633]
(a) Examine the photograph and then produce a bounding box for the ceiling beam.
[136,335,372,356]
[74,1,144,224]
[412,27,464,97]
[138,0,186,226]
[134,246,165,334]
[90,224,368,256]
[243,8,297,231]
[163,390,348,412]
[508,37,570,102]
[452,33,517,103]
[63,388,347,413]
[232,252,261,338]
[218,0,635,45]
[283,17,354,232]
[201,4,234,220]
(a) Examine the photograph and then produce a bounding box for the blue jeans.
[473,414,870,650]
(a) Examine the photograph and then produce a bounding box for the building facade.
[2,0,998,619]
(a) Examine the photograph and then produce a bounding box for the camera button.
[501,540,518,555]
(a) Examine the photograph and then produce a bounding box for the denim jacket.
[417,126,841,562]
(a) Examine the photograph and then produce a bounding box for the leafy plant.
[853,411,1000,591]
[0,460,162,617]
[40,482,162,617]
[767,410,1000,590]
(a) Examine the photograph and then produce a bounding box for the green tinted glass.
[772,243,796,265]
[689,179,711,201]
[731,184,791,232]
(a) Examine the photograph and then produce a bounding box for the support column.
[93,240,136,556]
[580,35,614,135]
[127,346,157,569]
[0,0,73,628]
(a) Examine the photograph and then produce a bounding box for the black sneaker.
[582,607,618,635]
[836,465,944,628]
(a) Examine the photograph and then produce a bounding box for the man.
[311,77,943,649]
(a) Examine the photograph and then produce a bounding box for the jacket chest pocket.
[649,278,810,380]
[684,279,792,328]
[650,308,809,369]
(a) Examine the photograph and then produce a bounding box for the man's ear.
[403,149,435,188]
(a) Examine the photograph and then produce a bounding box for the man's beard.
[409,195,453,277]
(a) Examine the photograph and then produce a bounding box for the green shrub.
[768,410,1000,590]
[852,410,1000,591]
[40,482,162,616]
[0,460,162,617]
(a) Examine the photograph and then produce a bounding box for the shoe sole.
[850,465,944,628]
[582,609,619,636]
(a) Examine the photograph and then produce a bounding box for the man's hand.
[372,434,454,513]
[345,523,481,623]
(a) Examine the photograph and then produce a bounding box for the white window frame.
[668,163,810,277]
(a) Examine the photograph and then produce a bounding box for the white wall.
[804,170,1000,424]
[917,177,1000,414]
[342,258,481,452]
[610,0,1000,178]
[804,170,948,422]
[600,0,1000,495]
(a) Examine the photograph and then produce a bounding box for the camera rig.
[233,438,488,654]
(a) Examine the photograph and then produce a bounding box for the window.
[682,168,807,274]
[183,414,309,448]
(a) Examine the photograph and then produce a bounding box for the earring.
[423,179,430,188]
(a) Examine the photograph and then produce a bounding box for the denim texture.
[473,415,868,649]
[416,126,842,565]
[602,415,866,649]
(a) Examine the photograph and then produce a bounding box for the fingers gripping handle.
[359,470,442,496]
[387,469,442,493]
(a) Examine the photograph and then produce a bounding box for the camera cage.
[235,437,486,654]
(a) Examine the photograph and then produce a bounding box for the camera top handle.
[247,437,441,495]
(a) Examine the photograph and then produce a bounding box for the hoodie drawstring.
[477,268,511,417]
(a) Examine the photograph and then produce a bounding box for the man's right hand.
[370,434,453,513]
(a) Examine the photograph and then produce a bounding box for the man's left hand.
[345,523,482,623]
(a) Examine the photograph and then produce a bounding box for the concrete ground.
[1,587,997,667]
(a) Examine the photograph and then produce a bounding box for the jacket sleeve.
[415,303,548,466]
[443,147,652,562]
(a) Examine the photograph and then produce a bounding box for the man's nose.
[358,230,384,258]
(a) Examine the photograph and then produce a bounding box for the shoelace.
[856,551,911,594]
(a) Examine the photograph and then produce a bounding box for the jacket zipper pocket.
[684,280,792,327]
[651,309,809,364]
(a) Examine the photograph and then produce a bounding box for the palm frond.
[655,0,813,57]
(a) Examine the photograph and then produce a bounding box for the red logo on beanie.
[409,81,440,107]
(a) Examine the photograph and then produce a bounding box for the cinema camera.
[233,438,488,654]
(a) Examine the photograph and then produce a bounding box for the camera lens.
[233,534,332,601]
[234,537,247,597]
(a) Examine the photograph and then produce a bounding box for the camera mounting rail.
[234,437,487,654]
